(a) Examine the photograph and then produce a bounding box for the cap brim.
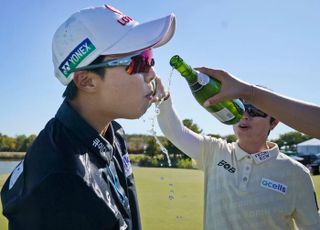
[101,13,176,55]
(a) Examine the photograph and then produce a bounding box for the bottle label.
[197,72,210,86]
[211,108,235,122]
[190,72,210,93]
[190,82,203,92]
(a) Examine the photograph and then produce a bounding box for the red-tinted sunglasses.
[71,49,155,75]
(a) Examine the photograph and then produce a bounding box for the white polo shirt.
[196,137,320,230]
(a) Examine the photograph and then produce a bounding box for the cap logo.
[59,38,96,78]
[104,4,134,26]
[105,4,124,15]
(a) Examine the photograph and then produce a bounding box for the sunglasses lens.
[126,49,154,75]
[244,104,268,118]
[126,63,134,74]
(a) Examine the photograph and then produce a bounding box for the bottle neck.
[175,63,198,84]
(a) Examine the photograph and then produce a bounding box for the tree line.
[127,119,312,168]
[0,133,37,152]
[0,119,311,155]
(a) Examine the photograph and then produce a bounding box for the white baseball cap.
[52,4,176,85]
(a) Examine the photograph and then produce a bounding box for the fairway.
[133,167,204,230]
[0,167,204,230]
[1,168,320,230]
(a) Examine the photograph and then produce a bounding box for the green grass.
[0,169,320,230]
[134,167,204,230]
[0,174,9,229]
[0,168,204,230]
[313,175,320,204]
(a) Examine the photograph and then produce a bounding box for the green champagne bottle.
[169,55,244,125]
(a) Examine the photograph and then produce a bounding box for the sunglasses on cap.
[71,49,155,75]
[243,103,268,118]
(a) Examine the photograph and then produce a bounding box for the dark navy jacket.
[1,100,141,230]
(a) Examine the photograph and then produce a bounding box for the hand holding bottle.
[195,66,320,138]
[195,67,252,107]
[170,55,244,125]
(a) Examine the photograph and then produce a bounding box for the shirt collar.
[100,123,116,147]
[235,141,279,164]
[55,100,114,162]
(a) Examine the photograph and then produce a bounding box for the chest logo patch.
[253,151,271,163]
[260,177,287,195]
[122,153,133,177]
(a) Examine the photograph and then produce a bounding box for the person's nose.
[144,67,156,84]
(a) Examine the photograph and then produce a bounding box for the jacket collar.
[55,100,114,163]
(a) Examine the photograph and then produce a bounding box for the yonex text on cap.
[52,4,176,85]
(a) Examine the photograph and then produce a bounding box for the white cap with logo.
[52,4,176,85]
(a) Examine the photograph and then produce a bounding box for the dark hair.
[62,56,106,101]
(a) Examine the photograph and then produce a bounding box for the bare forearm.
[247,85,320,138]
[195,67,320,138]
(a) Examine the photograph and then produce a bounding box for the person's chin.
[236,131,252,140]
[142,100,152,111]
[140,105,150,116]
[126,107,149,120]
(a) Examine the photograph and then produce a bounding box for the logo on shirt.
[122,153,133,177]
[260,178,287,195]
[253,151,270,163]
[217,160,236,173]
[92,138,107,153]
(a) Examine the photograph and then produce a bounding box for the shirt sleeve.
[157,97,225,172]
[157,98,204,160]
[293,168,320,229]
[194,135,224,171]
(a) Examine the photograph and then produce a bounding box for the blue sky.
[1,0,319,140]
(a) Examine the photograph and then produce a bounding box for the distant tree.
[126,134,150,154]
[15,135,27,152]
[144,137,161,157]
[183,119,203,133]
[24,134,37,151]
[0,134,36,152]
[0,134,16,151]
[164,119,203,165]
[224,134,237,143]
[271,131,311,152]
[207,134,222,139]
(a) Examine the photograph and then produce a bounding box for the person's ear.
[72,71,98,93]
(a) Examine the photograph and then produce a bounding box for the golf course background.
[0,168,319,230]
[0,167,204,230]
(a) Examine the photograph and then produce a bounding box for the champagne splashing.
[167,67,174,92]
[146,68,175,167]
[148,99,171,167]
